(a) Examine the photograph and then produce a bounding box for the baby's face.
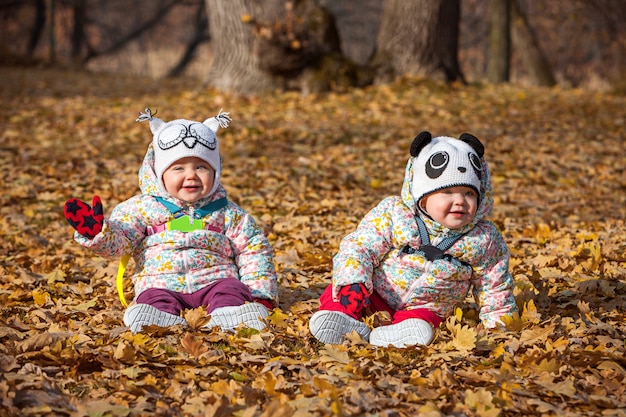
[419,186,478,229]
[162,157,215,202]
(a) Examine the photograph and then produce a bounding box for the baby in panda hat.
[310,131,518,347]
[64,108,278,333]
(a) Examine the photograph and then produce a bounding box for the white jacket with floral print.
[74,144,278,304]
[331,155,517,328]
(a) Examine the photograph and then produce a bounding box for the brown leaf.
[180,332,208,358]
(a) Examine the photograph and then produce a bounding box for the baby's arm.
[70,197,146,259]
[228,208,278,305]
[471,224,518,328]
[332,197,399,297]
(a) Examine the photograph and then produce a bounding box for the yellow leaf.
[501,312,524,332]
[534,374,577,398]
[492,342,506,357]
[521,299,541,324]
[370,178,383,188]
[211,379,235,396]
[597,361,626,377]
[318,345,350,364]
[418,401,445,417]
[74,297,97,311]
[184,306,211,329]
[32,288,51,306]
[451,324,477,352]
[45,269,66,285]
[454,306,463,322]
[113,340,137,363]
[530,357,561,374]
[519,324,556,345]
[446,319,476,351]
[464,388,500,417]
[266,308,289,327]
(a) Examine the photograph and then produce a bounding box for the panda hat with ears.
[410,131,485,207]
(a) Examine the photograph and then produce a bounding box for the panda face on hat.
[410,131,484,207]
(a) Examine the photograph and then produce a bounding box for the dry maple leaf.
[183,306,211,329]
[180,332,208,358]
[318,345,350,364]
[447,322,477,352]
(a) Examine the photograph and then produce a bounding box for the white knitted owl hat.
[410,131,484,205]
[136,108,231,197]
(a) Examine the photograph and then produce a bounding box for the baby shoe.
[368,318,434,348]
[206,302,269,331]
[124,303,187,333]
[309,310,371,344]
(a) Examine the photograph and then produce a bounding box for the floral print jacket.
[74,144,278,304]
[331,156,517,328]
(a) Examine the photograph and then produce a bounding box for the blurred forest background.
[1,0,625,93]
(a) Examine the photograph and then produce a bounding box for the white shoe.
[309,310,370,344]
[123,303,187,333]
[369,319,434,348]
[206,302,269,331]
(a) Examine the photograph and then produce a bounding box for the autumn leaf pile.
[1,67,625,417]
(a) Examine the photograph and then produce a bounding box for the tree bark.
[82,0,178,64]
[71,0,86,67]
[167,1,210,78]
[204,0,349,95]
[370,0,464,84]
[204,0,281,93]
[27,0,46,57]
[510,0,556,86]
[487,0,510,83]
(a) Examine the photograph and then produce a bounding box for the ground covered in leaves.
[1,66,625,417]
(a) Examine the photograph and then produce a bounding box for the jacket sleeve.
[227,207,278,303]
[73,198,147,259]
[331,198,399,301]
[470,223,518,328]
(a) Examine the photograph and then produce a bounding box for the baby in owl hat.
[64,108,278,333]
[309,131,518,348]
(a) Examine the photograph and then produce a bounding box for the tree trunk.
[487,0,510,83]
[71,0,86,67]
[510,0,556,86]
[27,0,46,57]
[204,0,348,95]
[204,0,282,94]
[370,0,464,84]
[167,1,210,78]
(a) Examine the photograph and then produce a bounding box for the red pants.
[318,285,443,327]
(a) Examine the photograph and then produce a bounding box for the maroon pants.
[135,278,254,316]
[318,285,443,327]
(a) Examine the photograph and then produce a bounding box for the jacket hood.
[401,151,494,235]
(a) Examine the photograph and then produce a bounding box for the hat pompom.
[136,108,164,134]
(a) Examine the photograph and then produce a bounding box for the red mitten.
[254,298,274,309]
[64,196,104,238]
[338,283,370,318]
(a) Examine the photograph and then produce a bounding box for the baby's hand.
[64,196,104,238]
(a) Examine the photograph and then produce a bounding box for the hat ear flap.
[410,131,432,157]
[459,133,484,157]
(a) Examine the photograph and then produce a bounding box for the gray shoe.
[123,303,187,333]
[368,318,434,348]
[309,310,370,344]
[206,303,269,331]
